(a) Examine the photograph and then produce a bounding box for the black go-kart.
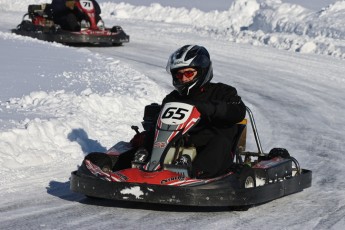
[70,102,312,208]
[12,1,129,46]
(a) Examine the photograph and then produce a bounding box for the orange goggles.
[175,70,197,79]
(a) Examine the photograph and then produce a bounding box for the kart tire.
[268,148,290,159]
[239,167,256,188]
[18,20,36,31]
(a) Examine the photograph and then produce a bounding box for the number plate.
[80,0,94,10]
[160,102,194,125]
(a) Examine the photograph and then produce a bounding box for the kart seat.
[231,119,247,164]
[235,119,247,152]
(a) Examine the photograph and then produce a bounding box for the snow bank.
[99,0,345,58]
[0,32,166,170]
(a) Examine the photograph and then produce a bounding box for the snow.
[0,0,345,229]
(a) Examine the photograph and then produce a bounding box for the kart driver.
[161,45,246,178]
[50,0,101,31]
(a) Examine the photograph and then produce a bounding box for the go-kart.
[70,102,312,207]
[11,0,129,46]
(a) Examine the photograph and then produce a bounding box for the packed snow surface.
[0,0,344,229]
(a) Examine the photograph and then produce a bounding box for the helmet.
[166,45,213,96]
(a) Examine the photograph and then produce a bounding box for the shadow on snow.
[67,128,107,155]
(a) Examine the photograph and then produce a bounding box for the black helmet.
[166,45,213,96]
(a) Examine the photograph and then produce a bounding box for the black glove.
[181,100,216,118]
[192,100,230,121]
[195,101,216,118]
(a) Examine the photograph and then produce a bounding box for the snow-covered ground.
[0,0,344,229]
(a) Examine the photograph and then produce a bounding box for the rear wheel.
[17,20,36,31]
[239,167,256,188]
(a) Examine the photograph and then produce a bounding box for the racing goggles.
[174,70,197,80]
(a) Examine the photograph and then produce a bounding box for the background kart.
[11,0,129,46]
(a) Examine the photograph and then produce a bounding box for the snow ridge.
[100,0,345,58]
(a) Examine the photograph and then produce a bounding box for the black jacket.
[162,82,246,146]
[51,0,101,18]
